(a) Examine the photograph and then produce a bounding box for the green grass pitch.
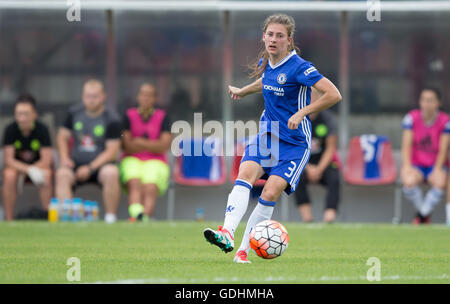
[0,221,449,284]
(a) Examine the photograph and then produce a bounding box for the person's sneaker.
[136,213,150,222]
[203,225,234,253]
[233,250,251,264]
[104,213,117,224]
[413,214,421,226]
[413,213,430,225]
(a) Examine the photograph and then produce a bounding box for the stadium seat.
[343,135,401,223]
[173,137,226,186]
[343,135,397,185]
[167,137,226,220]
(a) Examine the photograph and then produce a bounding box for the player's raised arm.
[228,77,262,100]
[288,77,341,130]
[307,77,341,114]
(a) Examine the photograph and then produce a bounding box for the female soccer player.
[204,14,342,263]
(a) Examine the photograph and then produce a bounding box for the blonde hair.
[249,14,300,79]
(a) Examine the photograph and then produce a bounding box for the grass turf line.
[0,221,449,284]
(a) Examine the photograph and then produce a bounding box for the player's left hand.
[287,111,305,130]
[76,165,91,182]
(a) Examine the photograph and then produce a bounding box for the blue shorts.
[414,165,448,179]
[241,133,310,195]
[414,166,433,179]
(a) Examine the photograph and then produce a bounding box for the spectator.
[446,135,450,226]
[401,87,449,224]
[447,175,450,226]
[55,79,121,223]
[120,83,171,221]
[294,89,340,223]
[2,94,53,221]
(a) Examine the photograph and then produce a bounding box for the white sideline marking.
[89,274,449,284]
[299,223,450,230]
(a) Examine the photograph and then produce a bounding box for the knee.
[401,175,419,188]
[236,172,255,185]
[127,179,142,192]
[236,164,262,185]
[42,169,53,184]
[142,184,158,196]
[260,187,279,202]
[99,165,119,184]
[430,179,446,190]
[3,168,18,184]
[401,167,422,188]
[429,173,447,189]
[56,168,73,183]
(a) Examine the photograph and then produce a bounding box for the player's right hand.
[228,85,244,100]
[306,165,322,183]
[75,165,91,182]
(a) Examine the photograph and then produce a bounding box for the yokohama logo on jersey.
[263,85,284,96]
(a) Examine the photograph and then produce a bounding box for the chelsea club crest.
[277,73,287,85]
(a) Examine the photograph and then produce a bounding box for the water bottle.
[92,201,99,221]
[84,200,92,222]
[196,208,205,222]
[79,200,85,221]
[48,198,59,222]
[61,199,72,222]
[71,198,83,222]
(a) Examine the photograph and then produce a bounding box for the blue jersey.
[260,50,323,148]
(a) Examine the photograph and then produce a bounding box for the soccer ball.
[249,220,289,259]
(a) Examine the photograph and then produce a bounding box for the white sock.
[446,203,450,224]
[420,187,444,217]
[104,213,117,223]
[223,179,252,237]
[238,197,275,254]
[403,187,423,211]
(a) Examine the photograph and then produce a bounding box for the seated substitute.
[446,137,450,226]
[401,87,449,224]
[120,83,172,221]
[294,104,340,223]
[2,94,53,221]
[55,79,122,223]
